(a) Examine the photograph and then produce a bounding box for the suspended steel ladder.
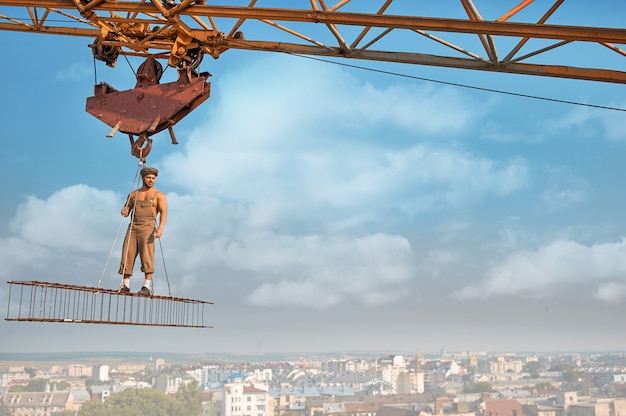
[5,280,213,328]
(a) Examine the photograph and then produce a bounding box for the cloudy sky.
[1,1,626,355]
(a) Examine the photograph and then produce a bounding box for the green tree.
[24,367,37,378]
[549,363,582,383]
[171,381,203,416]
[78,385,202,416]
[84,378,96,390]
[54,381,71,391]
[523,361,543,372]
[77,400,110,416]
[9,378,49,392]
[534,382,556,390]
[523,361,545,378]
[0,400,11,416]
[463,381,493,393]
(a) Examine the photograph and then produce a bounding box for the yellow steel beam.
[1,2,625,43]
[1,1,626,84]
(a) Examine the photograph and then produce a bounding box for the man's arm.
[155,192,168,238]
[121,193,134,217]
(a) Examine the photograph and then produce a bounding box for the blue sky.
[2,2,626,354]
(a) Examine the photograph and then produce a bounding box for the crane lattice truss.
[1,0,626,84]
[6,281,213,328]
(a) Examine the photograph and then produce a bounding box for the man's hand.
[121,207,130,217]
[155,228,163,238]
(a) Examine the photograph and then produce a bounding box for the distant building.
[3,391,73,415]
[91,385,112,402]
[68,363,92,377]
[90,383,135,403]
[92,365,110,382]
[480,398,527,416]
[201,390,222,416]
[223,382,269,416]
[155,358,166,370]
[392,355,406,369]
[253,368,273,381]
[69,390,91,413]
[271,385,358,416]
[1,370,30,387]
[490,357,523,374]
[162,375,184,394]
[188,365,242,387]
[397,371,425,394]
[325,401,381,416]
[116,363,147,373]
[377,405,422,416]
[614,374,626,383]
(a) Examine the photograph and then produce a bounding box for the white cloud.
[0,185,125,286]
[10,185,120,253]
[480,118,529,143]
[163,55,492,197]
[541,106,595,137]
[534,166,589,213]
[0,184,417,307]
[206,55,478,140]
[595,281,626,302]
[452,239,626,301]
[54,62,92,82]
[420,249,461,279]
[162,55,528,232]
[596,102,626,141]
[148,231,417,308]
[164,141,528,234]
[0,237,53,277]
[540,102,626,141]
[242,233,414,308]
[538,188,585,212]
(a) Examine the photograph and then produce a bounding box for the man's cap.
[141,167,159,177]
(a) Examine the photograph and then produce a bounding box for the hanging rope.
[118,160,145,283]
[96,159,145,289]
[92,55,98,86]
[122,53,137,78]
[158,238,173,297]
[96,215,124,289]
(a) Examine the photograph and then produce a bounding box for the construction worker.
[118,167,167,295]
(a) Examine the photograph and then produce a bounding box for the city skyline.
[3,346,626,416]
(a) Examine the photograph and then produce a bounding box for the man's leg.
[138,272,153,295]
[137,228,155,295]
[119,274,131,293]
[118,227,138,292]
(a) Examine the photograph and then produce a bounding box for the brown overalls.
[118,190,158,276]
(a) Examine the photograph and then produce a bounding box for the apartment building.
[490,357,524,374]
[67,363,92,377]
[397,370,425,394]
[3,391,72,416]
[223,382,269,416]
[1,371,29,387]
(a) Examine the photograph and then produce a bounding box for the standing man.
[118,167,168,295]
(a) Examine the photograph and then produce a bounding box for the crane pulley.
[85,56,211,159]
